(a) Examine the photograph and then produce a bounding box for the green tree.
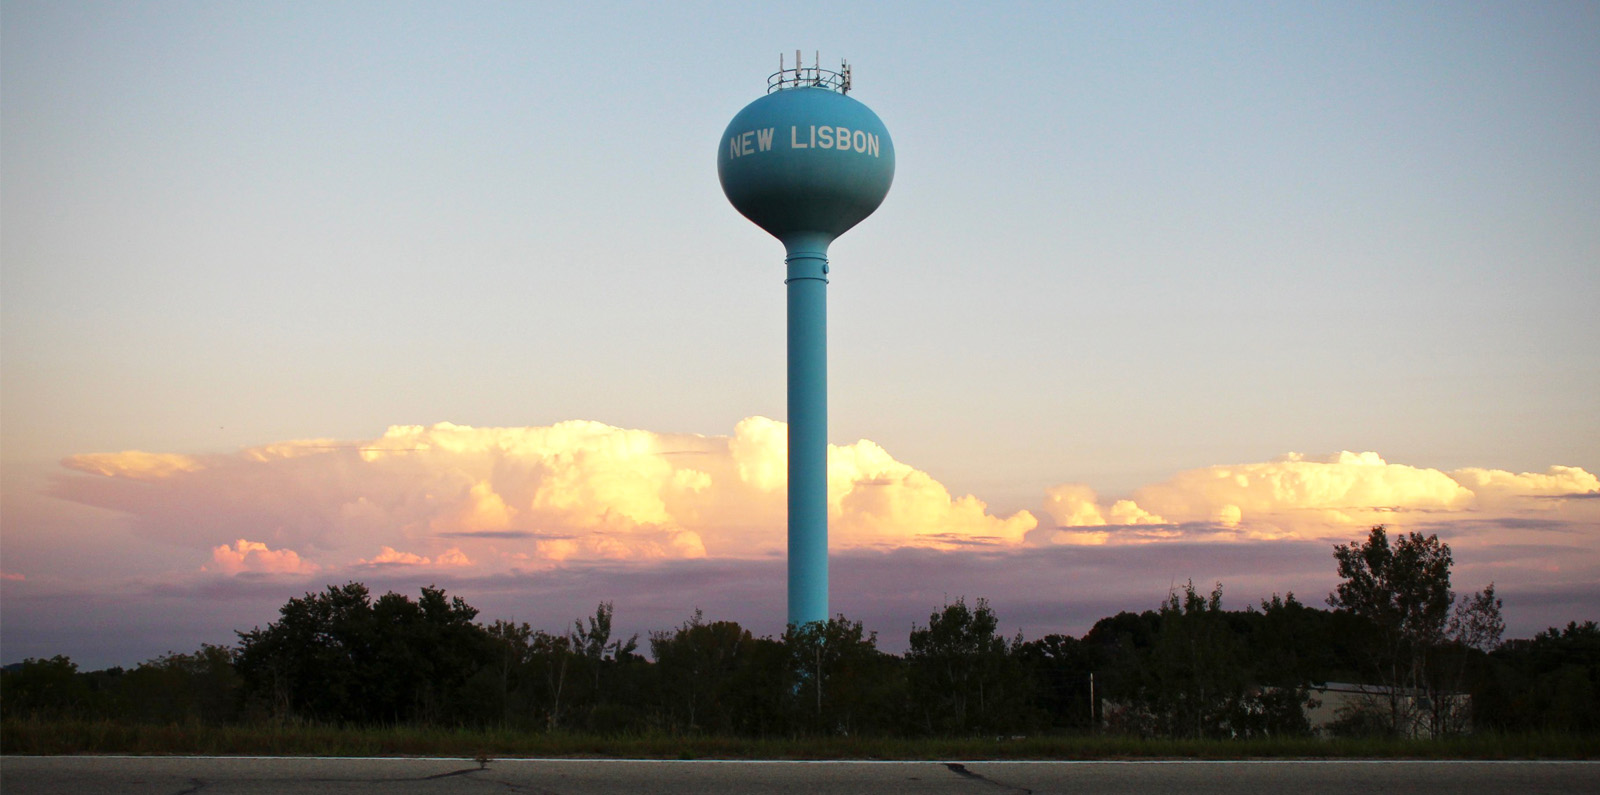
[905,597,1025,734]
[478,619,534,727]
[381,586,490,723]
[234,582,491,724]
[1417,583,1505,734]
[1234,594,1345,739]
[1142,581,1246,738]
[527,629,575,730]
[649,610,758,732]
[1477,620,1598,732]
[120,645,240,724]
[784,615,903,735]
[1015,634,1097,730]
[569,601,640,728]
[1246,593,1362,687]
[0,655,91,719]
[1083,609,1164,735]
[235,582,372,721]
[1450,584,1505,653]
[1088,590,1320,739]
[1328,526,1454,736]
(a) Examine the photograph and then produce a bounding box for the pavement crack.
[419,767,483,781]
[172,778,208,795]
[944,763,1032,794]
[415,769,560,794]
[460,772,562,794]
[298,769,557,792]
[484,777,561,794]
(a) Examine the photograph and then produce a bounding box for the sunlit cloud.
[10,426,1597,667]
[51,417,1032,571]
[1448,465,1600,506]
[64,451,202,481]
[828,435,1037,548]
[359,546,429,566]
[356,546,472,568]
[1044,484,1166,532]
[207,539,318,576]
[1038,452,1600,549]
[433,548,473,567]
[42,423,1598,597]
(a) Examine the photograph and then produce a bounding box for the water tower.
[718,52,895,626]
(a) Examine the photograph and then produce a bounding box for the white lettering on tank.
[736,124,880,158]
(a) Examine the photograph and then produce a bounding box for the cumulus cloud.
[357,546,472,568]
[1135,451,1472,530]
[360,547,429,566]
[52,417,1031,570]
[1038,452,1599,547]
[828,436,1036,548]
[65,451,202,481]
[433,548,473,567]
[18,423,1600,670]
[1044,484,1167,529]
[1449,465,1600,506]
[45,420,1598,585]
[208,539,318,575]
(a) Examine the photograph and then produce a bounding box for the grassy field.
[3,719,1597,759]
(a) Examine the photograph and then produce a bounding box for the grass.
[3,718,1597,760]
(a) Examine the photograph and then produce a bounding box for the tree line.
[4,526,1596,738]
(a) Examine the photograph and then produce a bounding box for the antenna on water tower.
[717,54,895,627]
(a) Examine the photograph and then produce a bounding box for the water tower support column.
[785,234,830,627]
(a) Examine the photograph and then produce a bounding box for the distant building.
[1099,682,1473,739]
[1306,682,1472,739]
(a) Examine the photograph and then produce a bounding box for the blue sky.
[3,1,1597,666]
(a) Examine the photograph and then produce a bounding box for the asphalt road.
[2,757,1596,794]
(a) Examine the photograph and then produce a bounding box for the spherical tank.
[717,87,895,248]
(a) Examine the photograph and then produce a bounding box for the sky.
[2,1,1597,668]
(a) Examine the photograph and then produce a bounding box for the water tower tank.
[718,66,895,252]
[717,55,894,627]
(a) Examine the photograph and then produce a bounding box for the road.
[2,756,1596,794]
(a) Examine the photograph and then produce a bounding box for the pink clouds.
[827,434,1037,548]
[357,546,473,568]
[1039,452,1599,546]
[64,451,202,481]
[359,547,430,566]
[208,539,317,575]
[37,420,1598,597]
[1043,484,1166,544]
[433,548,472,567]
[51,417,1033,570]
[7,423,1597,668]
[1448,465,1600,506]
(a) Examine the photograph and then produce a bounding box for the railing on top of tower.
[768,50,851,94]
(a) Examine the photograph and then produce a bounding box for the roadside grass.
[3,719,1596,759]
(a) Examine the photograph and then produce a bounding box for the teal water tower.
[717,53,895,627]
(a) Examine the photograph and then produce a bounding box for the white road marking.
[6,755,1594,765]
